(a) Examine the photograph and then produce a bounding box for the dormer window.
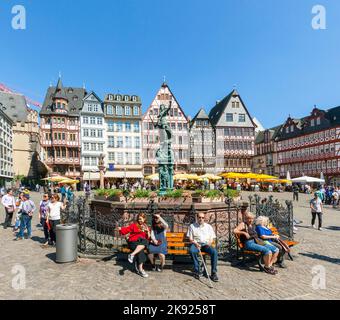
[316,117,321,125]
[108,94,114,101]
[132,96,137,102]
[311,119,315,126]
[117,95,122,102]
[68,88,74,94]
[73,96,78,101]
[286,127,289,134]
[125,96,129,102]
[290,125,294,132]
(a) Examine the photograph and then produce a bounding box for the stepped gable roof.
[0,91,28,123]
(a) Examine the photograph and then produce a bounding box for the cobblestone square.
[0,191,339,300]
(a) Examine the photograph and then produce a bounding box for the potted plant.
[94,189,109,201]
[158,189,191,204]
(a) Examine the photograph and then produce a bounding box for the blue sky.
[1,0,340,128]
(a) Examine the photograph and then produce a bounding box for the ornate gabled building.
[103,93,143,181]
[253,125,282,176]
[80,92,105,184]
[277,106,340,184]
[189,108,216,174]
[0,91,43,184]
[208,89,256,173]
[142,82,190,175]
[40,77,86,178]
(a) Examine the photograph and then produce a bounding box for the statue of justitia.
[154,101,174,194]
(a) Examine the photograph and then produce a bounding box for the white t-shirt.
[48,202,63,221]
[310,198,322,213]
[187,223,216,245]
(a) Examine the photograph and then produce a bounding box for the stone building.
[40,78,86,178]
[142,82,190,175]
[189,108,216,174]
[80,92,105,184]
[208,89,256,173]
[103,93,143,182]
[0,108,14,186]
[0,91,43,183]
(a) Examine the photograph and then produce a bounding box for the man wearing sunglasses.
[187,213,219,282]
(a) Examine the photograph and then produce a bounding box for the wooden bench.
[120,232,208,256]
[235,227,299,270]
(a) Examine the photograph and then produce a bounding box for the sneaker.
[139,270,149,278]
[264,266,276,275]
[318,228,324,231]
[14,237,23,241]
[194,273,201,280]
[312,225,317,229]
[278,262,287,269]
[293,227,298,231]
[151,265,157,272]
[210,273,219,282]
[128,254,134,264]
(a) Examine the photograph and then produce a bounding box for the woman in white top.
[46,194,67,246]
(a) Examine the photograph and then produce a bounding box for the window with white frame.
[125,152,132,164]
[90,130,96,137]
[116,122,123,132]
[116,106,123,116]
[117,137,123,148]
[84,143,90,151]
[117,152,123,164]
[135,137,140,149]
[125,122,131,132]
[93,104,98,112]
[108,121,114,132]
[135,152,141,165]
[98,144,103,152]
[125,137,132,148]
[107,105,113,115]
[91,143,96,151]
[317,117,321,125]
[97,118,103,125]
[125,106,131,116]
[133,106,139,116]
[90,117,96,125]
[134,122,140,132]
[98,130,103,138]
[83,117,89,124]
[108,136,115,148]
[83,129,89,137]
[108,152,115,162]
[311,119,315,126]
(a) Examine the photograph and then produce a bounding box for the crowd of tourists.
[1,188,67,246]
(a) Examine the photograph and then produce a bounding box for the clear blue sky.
[1,0,340,128]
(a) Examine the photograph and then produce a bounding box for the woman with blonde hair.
[234,212,279,275]
[255,216,287,268]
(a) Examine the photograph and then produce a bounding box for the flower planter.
[192,196,224,203]
[94,195,107,201]
[158,197,192,204]
[129,198,151,203]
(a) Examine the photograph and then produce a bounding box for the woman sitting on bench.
[118,213,151,278]
[234,212,279,275]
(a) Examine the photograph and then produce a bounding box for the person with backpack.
[15,193,36,240]
[39,193,51,246]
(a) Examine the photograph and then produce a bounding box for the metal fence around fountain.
[248,194,294,239]
[64,197,243,258]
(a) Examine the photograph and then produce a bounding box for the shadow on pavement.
[45,252,57,262]
[325,226,340,231]
[299,252,340,265]
[31,236,46,244]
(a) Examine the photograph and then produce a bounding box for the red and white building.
[277,106,340,184]
[40,78,86,178]
[142,82,190,175]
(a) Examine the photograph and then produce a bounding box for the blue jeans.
[245,239,279,255]
[189,244,218,274]
[17,214,32,239]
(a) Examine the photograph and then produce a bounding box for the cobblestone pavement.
[0,191,339,300]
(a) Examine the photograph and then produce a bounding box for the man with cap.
[15,193,36,240]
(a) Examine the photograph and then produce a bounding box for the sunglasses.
[198,217,205,220]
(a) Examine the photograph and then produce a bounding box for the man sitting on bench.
[187,213,219,282]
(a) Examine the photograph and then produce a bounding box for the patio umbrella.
[255,174,278,180]
[174,174,189,181]
[59,179,79,184]
[291,176,325,183]
[198,174,222,181]
[145,174,159,181]
[220,172,247,179]
[45,176,69,182]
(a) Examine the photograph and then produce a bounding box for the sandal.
[264,266,276,275]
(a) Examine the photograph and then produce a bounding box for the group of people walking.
[1,188,67,246]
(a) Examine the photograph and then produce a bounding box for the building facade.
[0,91,43,183]
[40,78,86,178]
[0,108,14,186]
[277,106,340,184]
[80,92,105,184]
[103,93,143,181]
[208,89,256,174]
[142,82,190,175]
[253,126,281,176]
[189,108,216,174]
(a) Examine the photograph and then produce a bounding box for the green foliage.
[224,189,240,198]
[95,189,123,197]
[192,189,204,197]
[204,190,223,199]
[13,175,25,183]
[133,189,151,199]
[161,189,184,198]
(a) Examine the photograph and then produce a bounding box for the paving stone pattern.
[0,192,339,300]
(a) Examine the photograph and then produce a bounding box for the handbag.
[7,206,14,213]
[254,237,266,246]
